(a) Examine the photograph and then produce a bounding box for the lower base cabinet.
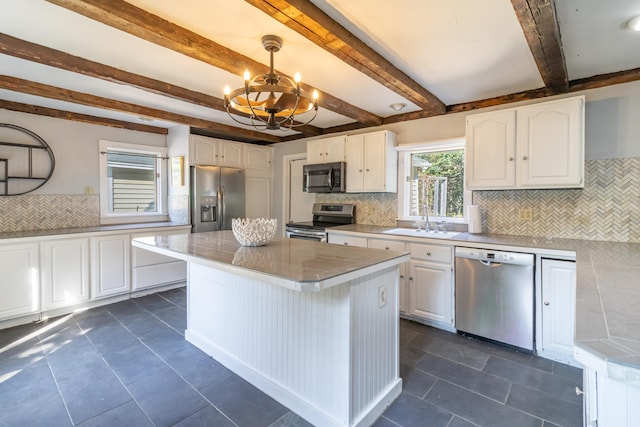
[41,238,90,311]
[91,234,131,299]
[539,258,576,359]
[0,243,39,320]
[408,260,452,325]
[132,229,188,291]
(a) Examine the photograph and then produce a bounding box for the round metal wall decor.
[0,123,56,196]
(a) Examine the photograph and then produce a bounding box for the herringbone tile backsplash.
[316,192,398,226]
[0,194,100,232]
[474,157,640,242]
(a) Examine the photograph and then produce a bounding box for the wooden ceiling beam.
[245,0,446,115]
[45,0,382,127]
[0,33,323,138]
[511,0,568,93]
[569,67,640,92]
[0,99,168,134]
[0,75,282,144]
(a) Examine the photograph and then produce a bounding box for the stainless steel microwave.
[303,161,346,193]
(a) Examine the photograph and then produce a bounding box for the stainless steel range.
[285,203,355,242]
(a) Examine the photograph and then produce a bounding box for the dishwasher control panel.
[455,247,534,266]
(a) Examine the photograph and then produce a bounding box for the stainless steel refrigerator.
[190,165,245,233]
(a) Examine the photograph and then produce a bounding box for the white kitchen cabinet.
[218,139,244,168]
[131,229,188,291]
[91,234,131,299]
[244,145,272,170]
[245,169,272,218]
[408,242,453,327]
[189,134,218,165]
[577,348,640,427]
[517,97,584,187]
[41,237,90,311]
[346,130,397,193]
[465,96,584,190]
[327,233,368,248]
[306,136,346,164]
[189,135,244,167]
[465,109,517,189]
[539,259,576,358]
[0,243,39,320]
[368,238,408,313]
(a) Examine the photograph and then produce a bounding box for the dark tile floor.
[0,287,583,427]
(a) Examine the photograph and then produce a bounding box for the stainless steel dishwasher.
[455,247,535,351]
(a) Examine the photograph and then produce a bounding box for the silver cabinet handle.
[409,277,413,281]
[343,242,349,245]
[384,246,390,250]
[522,156,528,160]
[426,251,431,256]
[399,275,404,279]
[544,301,550,306]
[508,157,514,161]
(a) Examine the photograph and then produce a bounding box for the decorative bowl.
[231,218,277,246]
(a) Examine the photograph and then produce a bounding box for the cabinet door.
[91,234,130,299]
[41,238,90,311]
[345,134,364,192]
[541,259,576,355]
[363,131,388,191]
[245,145,272,169]
[465,110,516,189]
[219,140,244,168]
[189,135,218,165]
[306,139,325,164]
[245,171,272,218]
[0,243,39,320]
[517,97,584,188]
[324,136,346,163]
[409,259,452,325]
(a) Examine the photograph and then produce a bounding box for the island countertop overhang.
[132,230,409,292]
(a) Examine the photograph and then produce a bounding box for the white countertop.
[132,230,409,292]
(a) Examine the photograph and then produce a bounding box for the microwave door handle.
[327,167,333,191]
[303,170,309,192]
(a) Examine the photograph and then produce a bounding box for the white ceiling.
[1,0,639,140]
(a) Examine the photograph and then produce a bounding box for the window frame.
[396,137,471,224]
[99,140,168,224]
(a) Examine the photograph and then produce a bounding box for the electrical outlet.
[378,285,387,308]
[84,185,96,195]
[364,205,371,214]
[518,208,533,221]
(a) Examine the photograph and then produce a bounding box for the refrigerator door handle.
[220,186,226,229]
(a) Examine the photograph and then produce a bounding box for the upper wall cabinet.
[244,145,273,170]
[189,135,244,168]
[346,130,397,193]
[306,136,346,164]
[465,96,585,190]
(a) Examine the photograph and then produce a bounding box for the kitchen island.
[132,231,409,427]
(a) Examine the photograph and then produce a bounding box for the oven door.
[285,227,327,242]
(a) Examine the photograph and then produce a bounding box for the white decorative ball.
[231,218,277,246]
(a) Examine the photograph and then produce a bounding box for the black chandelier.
[223,35,319,131]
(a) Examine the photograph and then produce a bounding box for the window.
[99,140,168,223]
[398,138,470,223]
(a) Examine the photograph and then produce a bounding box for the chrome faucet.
[423,204,430,232]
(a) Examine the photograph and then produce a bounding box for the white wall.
[0,109,166,195]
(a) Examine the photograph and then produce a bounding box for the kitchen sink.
[381,228,461,239]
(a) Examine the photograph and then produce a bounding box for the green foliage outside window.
[411,150,464,218]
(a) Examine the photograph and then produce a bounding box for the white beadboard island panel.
[187,263,401,427]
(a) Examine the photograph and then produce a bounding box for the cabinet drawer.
[408,242,452,263]
[328,234,368,248]
[368,238,405,252]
